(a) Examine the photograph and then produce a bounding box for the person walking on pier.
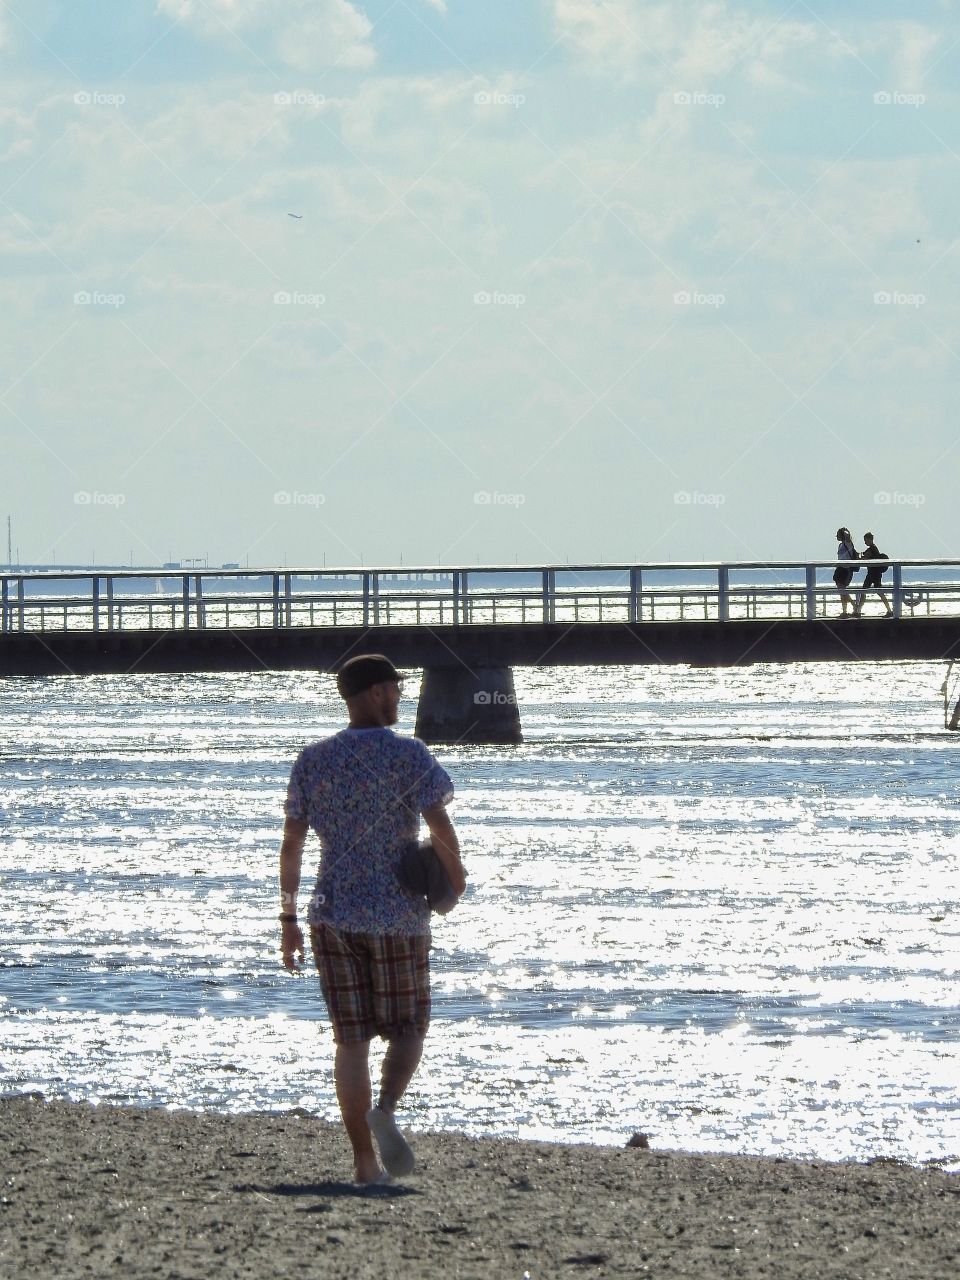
[833,527,860,616]
[277,653,466,1185]
[854,532,893,617]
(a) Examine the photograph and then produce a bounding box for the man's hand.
[423,803,466,898]
[280,919,305,972]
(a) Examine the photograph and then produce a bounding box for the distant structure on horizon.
[2,559,251,574]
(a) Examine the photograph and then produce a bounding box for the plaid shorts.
[310,924,431,1045]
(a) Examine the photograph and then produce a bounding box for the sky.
[2,0,959,569]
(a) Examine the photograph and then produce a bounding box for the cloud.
[549,0,864,87]
[548,0,957,114]
[335,73,479,152]
[0,106,36,162]
[156,0,376,71]
[549,0,770,79]
[868,21,941,88]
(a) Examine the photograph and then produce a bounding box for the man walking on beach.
[278,654,466,1185]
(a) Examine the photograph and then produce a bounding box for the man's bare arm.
[422,803,466,898]
[279,817,309,971]
[279,817,309,910]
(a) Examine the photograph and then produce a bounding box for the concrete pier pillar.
[414,665,522,744]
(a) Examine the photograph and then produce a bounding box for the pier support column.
[414,665,522,744]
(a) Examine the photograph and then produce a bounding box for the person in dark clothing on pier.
[855,532,893,617]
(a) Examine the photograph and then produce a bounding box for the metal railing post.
[629,567,641,623]
[16,577,25,631]
[542,568,556,623]
[283,573,292,628]
[452,571,461,625]
[892,562,902,619]
[195,574,205,629]
[271,574,280,628]
[92,577,100,633]
[718,565,729,622]
[805,564,817,620]
[372,572,380,626]
[362,573,370,627]
[462,571,470,623]
[182,575,191,629]
[106,575,115,632]
[1,578,8,634]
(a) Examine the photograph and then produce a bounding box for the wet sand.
[1,1095,957,1278]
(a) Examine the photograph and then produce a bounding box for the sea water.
[1,663,958,1167]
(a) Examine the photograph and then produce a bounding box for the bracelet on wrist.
[278,912,298,922]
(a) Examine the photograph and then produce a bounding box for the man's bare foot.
[366,1105,415,1176]
[354,1154,385,1185]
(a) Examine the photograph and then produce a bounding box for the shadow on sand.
[237,1179,420,1204]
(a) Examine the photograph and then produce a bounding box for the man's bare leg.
[334,1040,381,1183]
[364,1032,423,1176]
[378,1031,424,1113]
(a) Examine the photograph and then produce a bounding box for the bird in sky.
[288,213,303,219]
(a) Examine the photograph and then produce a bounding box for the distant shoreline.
[1,1095,956,1279]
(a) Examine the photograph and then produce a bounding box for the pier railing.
[2,561,959,635]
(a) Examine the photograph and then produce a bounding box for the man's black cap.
[335,653,404,699]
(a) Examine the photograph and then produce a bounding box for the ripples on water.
[1,663,958,1167]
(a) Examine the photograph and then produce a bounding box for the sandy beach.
[0,1095,957,1278]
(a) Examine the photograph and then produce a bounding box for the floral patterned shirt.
[284,728,454,935]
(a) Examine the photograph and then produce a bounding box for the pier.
[3,559,960,741]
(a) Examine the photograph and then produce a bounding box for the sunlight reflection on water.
[1,663,958,1167]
